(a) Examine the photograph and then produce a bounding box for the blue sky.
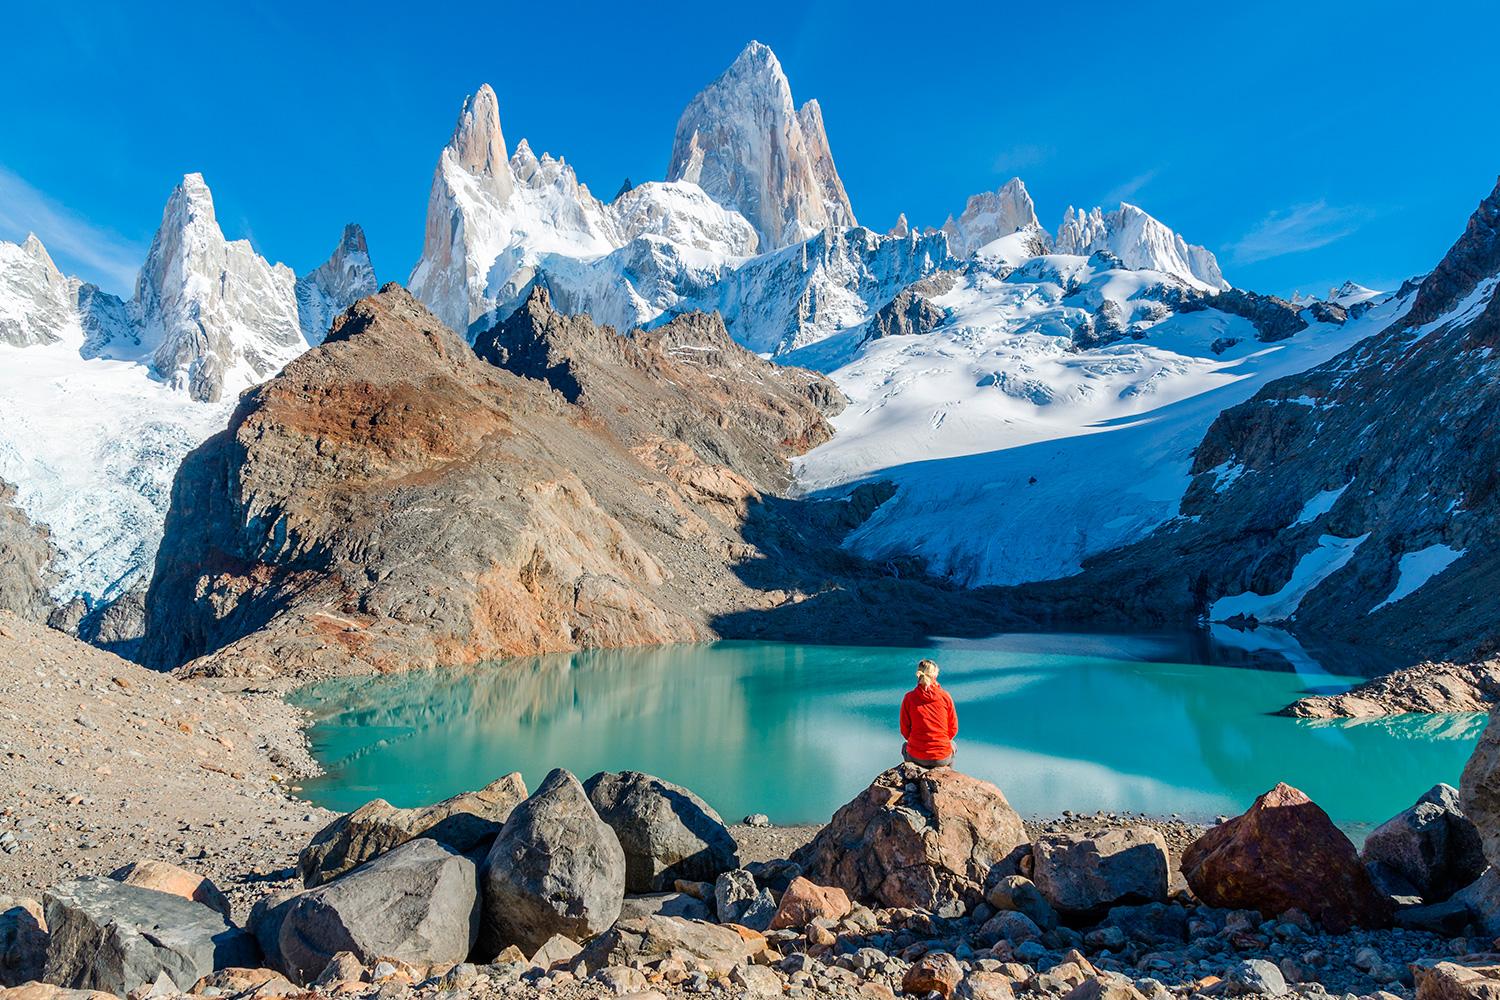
[2,1,1496,299]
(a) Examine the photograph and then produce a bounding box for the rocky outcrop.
[667,41,855,251]
[859,285,948,345]
[1180,783,1391,931]
[299,773,527,886]
[768,876,850,931]
[480,769,624,954]
[295,224,377,345]
[1282,660,1500,718]
[274,839,479,985]
[793,764,1028,911]
[583,771,739,893]
[139,285,837,680]
[42,878,256,995]
[0,481,56,623]
[1360,784,1484,903]
[1029,828,1169,920]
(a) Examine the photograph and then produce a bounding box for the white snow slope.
[793,257,1405,587]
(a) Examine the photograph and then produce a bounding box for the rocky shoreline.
[1279,660,1500,720]
[10,608,1500,1000]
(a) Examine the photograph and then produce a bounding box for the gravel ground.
[0,612,333,921]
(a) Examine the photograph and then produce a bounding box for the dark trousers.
[902,743,954,769]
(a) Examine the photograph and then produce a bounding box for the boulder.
[1463,708,1500,867]
[618,893,712,923]
[480,768,625,954]
[1363,783,1486,902]
[1030,827,1168,920]
[299,772,527,886]
[1225,959,1287,997]
[979,910,1041,946]
[274,838,479,985]
[1,897,47,988]
[1413,960,1500,1000]
[902,951,963,998]
[984,874,1058,931]
[1180,783,1392,930]
[530,934,582,970]
[583,771,740,892]
[1098,902,1188,945]
[793,764,1028,910]
[958,972,1016,1000]
[1452,868,1500,935]
[572,915,757,978]
[246,891,299,967]
[43,877,256,996]
[769,877,851,930]
[0,986,116,1000]
[714,870,758,923]
[109,862,230,919]
[190,968,299,997]
[1061,978,1146,1000]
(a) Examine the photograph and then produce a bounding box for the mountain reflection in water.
[292,638,1482,830]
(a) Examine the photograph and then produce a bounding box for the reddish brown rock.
[1413,960,1500,1000]
[902,951,963,998]
[1180,783,1392,930]
[794,764,1028,911]
[108,861,229,918]
[768,876,852,930]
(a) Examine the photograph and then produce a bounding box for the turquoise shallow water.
[291,636,1484,830]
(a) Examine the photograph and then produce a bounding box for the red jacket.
[900,682,958,760]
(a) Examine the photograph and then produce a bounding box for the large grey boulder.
[480,768,625,954]
[583,770,739,892]
[1363,783,1485,902]
[618,893,712,923]
[572,915,758,978]
[299,772,527,886]
[42,877,256,996]
[1,896,48,987]
[1031,827,1169,920]
[275,838,479,985]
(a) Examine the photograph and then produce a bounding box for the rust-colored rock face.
[1180,783,1392,931]
[768,876,851,930]
[793,764,1028,911]
[139,285,839,681]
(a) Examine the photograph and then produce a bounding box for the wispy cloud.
[991,143,1051,176]
[1101,169,1159,207]
[1228,201,1363,265]
[0,166,144,294]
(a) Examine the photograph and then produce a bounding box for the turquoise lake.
[291,634,1485,832]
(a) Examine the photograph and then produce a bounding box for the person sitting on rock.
[900,658,957,768]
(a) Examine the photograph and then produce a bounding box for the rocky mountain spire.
[296,223,378,344]
[1055,202,1228,290]
[940,178,1045,258]
[0,234,73,347]
[447,83,514,205]
[131,173,304,402]
[667,41,856,251]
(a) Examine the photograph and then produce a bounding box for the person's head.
[916,659,940,688]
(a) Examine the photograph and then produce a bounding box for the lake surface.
[291,634,1484,831]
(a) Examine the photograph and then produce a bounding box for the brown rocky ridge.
[138,284,846,682]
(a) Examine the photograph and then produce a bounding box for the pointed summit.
[133,173,304,401]
[667,40,856,250]
[888,213,910,238]
[297,223,378,344]
[941,178,1045,258]
[446,83,514,205]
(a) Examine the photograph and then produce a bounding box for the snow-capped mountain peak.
[941,177,1047,259]
[448,82,514,205]
[131,172,305,402]
[0,233,80,348]
[667,41,856,252]
[296,222,378,343]
[1056,202,1228,291]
